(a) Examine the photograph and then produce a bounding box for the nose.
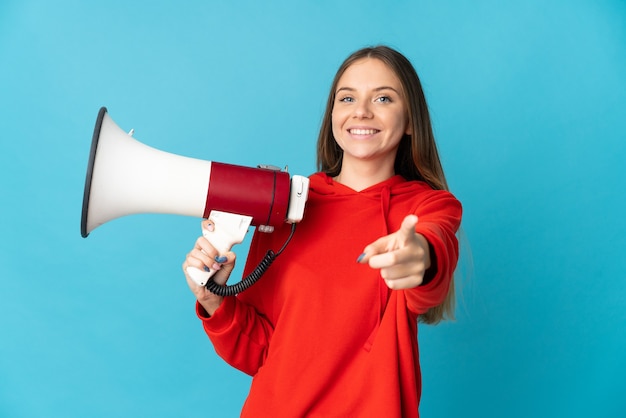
[353,101,373,119]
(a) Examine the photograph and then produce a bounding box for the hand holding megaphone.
[81,107,309,295]
[185,211,252,286]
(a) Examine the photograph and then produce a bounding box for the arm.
[196,297,274,376]
[183,220,274,375]
[407,192,462,313]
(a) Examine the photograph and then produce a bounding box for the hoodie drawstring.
[364,185,392,351]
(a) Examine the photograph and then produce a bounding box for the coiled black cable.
[204,223,297,296]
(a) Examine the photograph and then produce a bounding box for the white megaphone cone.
[82,108,213,237]
[81,107,309,295]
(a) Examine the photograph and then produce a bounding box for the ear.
[405,118,412,136]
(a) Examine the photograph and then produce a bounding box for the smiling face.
[331,58,411,174]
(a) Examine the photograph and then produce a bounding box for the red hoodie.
[197,173,462,417]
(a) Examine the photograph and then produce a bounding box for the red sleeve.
[405,190,462,314]
[196,295,273,376]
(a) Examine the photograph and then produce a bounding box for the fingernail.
[214,255,228,264]
[203,266,210,272]
[356,253,365,263]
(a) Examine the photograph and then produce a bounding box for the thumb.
[399,214,419,238]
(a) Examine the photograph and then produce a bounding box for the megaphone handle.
[203,222,297,297]
[186,211,253,287]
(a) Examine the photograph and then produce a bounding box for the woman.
[183,45,462,417]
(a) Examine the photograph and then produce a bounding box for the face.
[331,58,411,171]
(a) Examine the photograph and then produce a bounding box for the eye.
[375,96,392,103]
[338,96,354,103]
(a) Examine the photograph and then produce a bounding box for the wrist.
[200,296,224,316]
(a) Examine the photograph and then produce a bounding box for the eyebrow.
[335,86,401,95]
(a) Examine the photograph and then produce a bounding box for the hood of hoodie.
[308,172,436,236]
[309,172,431,199]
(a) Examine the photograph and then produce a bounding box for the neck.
[334,159,395,191]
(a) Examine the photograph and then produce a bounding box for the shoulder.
[391,180,462,227]
[395,179,460,206]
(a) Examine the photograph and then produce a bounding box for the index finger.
[356,214,418,264]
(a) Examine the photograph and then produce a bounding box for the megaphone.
[81,107,309,295]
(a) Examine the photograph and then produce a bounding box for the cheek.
[388,113,408,135]
[331,112,343,138]
[391,111,410,136]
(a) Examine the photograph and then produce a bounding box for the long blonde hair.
[316,45,454,324]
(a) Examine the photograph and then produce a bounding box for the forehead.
[337,58,403,90]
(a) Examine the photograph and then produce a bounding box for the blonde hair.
[316,45,454,324]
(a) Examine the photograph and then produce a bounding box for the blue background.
[1,1,625,417]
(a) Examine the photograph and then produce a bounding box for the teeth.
[350,129,377,135]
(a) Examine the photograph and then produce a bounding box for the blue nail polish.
[356,253,365,263]
[215,255,228,264]
[203,266,210,272]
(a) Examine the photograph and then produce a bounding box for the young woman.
[182,45,462,417]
